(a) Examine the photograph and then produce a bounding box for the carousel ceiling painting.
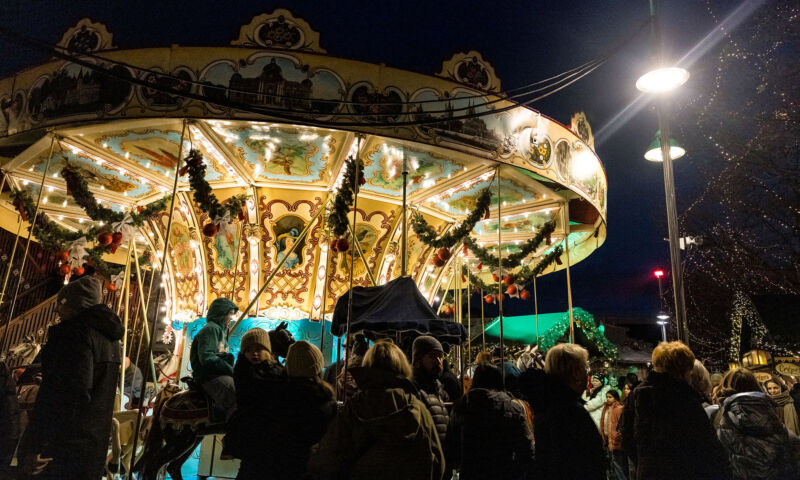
[0,12,607,327]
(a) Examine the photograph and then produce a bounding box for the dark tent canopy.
[331,276,467,344]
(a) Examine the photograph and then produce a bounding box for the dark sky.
[0,0,745,319]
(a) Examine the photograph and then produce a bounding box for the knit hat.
[412,335,443,364]
[57,276,103,321]
[286,340,324,378]
[240,328,271,354]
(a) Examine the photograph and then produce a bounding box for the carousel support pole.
[496,166,505,388]
[534,274,540,346]
[436,269,456,316]
[227,196,332,339]
[342,136,362,401]
[480,288,486,351]
[318,216,331,354]
[6,135,56,327]
[561,202,575,343]
[401,149,408,277]
[0,204,26,321]
[132,260,157,383]
[346,221,376,287]
[117,241,133,412]
[130,120,186,475]
[131,240,159,395]
[466,261,471,370]
[457,256,465,391]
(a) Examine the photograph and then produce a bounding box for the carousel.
[0,11,608,478]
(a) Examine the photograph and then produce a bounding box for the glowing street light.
[636,67,690,93]
[644,131,686,162]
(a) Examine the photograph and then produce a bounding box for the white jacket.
[582,384,611,428]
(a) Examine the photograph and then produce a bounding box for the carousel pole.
[342,135,362,400]
[346,221,376,287]
[561,202,575,343]
[132,259,157,384]
[227,196,332,339]
[495,166,506,388]
[229,220,244,298]
[318,216,331,354]
[131,239,159,395]
[6,135,56,327]
[534,273,540,346]
[436,269,456,316]
[117,241,133,412]
[457,255,465,391]
[466,260,471,368]
[401,148,408,276]
[130,120,186,474]
[480,288,486,351]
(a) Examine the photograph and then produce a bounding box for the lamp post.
[653,269,669,342]
[637,0,690,344]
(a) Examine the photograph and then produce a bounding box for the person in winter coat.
[440,359,462,402]
[715,368,799,480]
[600,390,626,477]
[764,377,800,435]
[447,363,534,480]
[621,341,731,480]
[583,375,612,428]
[0,360,20,475]
[190,297,238,422]
[491,344,521,395]
[19,276,123,480]
[308,340,444,480]
[411,336,450,451]
[529,343,605,479]
[334,333,369,401]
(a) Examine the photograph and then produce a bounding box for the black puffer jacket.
[413,368,450,445]
[717,392,800,480]
[526,370,605,480]
[447,388,534,480]
[20,304,123,480]
[622,371,732,480]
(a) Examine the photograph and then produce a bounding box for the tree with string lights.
[678,0,799,364]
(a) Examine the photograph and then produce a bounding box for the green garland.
[410,188,492,248]
[183,149,249,221]
[463,220,556,269]
[60,164,171,226]
[327,156,365,237]
[538,307,618,360]
[9,188,132,276]
[460,245,564,293]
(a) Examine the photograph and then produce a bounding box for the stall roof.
[484,312,566,344]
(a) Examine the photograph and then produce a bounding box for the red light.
[653,270,664,278]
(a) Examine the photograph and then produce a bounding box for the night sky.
[0,1,746,320]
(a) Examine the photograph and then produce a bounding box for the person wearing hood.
[715,368,800,480]
[621,341,731,480]
[529,343,605,479]
[764,377,800,436]
[446,363,534,480]
[583,374,612,428]
[190,297,238,422]
[19,276,123,479]
[308,340,444,480]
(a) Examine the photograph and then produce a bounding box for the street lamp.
[644,131,685,162]
[638,0,690,344]
[653,270,669,342]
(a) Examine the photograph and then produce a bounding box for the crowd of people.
[1,288,800,479]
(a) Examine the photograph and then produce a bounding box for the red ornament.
[109,243,119,254]
[336,238,350,252]
[506,285,518,296]
[237,209,246,221]
[73,266,85,276]
[520,290,532,301]
[484,207,491,220]
[555,253,563,265]
[477,262,482,270]
[97,232,113,246]
[432,255,446,267]
[492,273,499,282]
[497,294,503,302]
[358,173,367,186]
[504,274,515,286]
[14,198,28,221]
[178,165,189,177]
[484,294,494,304]
[329,239,340,253]
[59,264,71,276]
[437,247,451,261]
[107,283,116,292]
[202,223,218,237]
[136,206,144,212]
[59,251,70,263]
[463,245,468,256]
[461,274,467,283]
[112,232,124,245]
[546,233,552,246]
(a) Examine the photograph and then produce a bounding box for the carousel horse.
[5,335,40,368]
[135,323,296,480]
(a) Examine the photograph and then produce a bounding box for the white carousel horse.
[5,336,40,368]
[135,324,295,480]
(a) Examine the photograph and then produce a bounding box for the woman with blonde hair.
[620,341,731,479]
[308,340,444,480]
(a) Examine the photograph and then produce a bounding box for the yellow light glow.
[636,67,690,93]
[644,145,686,162]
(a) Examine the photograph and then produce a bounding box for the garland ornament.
[410,187,492,249]
[464,220,557,270]
[326,156,365,252]
[182,149,249,236]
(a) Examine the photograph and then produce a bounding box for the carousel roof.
[0,12,607,323]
